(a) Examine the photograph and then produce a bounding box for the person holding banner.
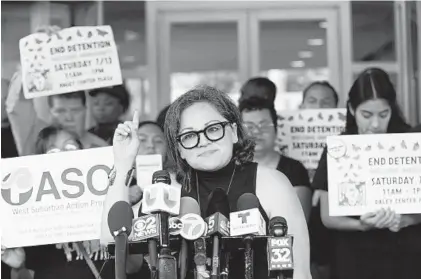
[1,78,19,159]
[8,126,114,279]
[239,97,312,222]
[298,81,339,279]
[312,68,421,279]
[6,26,108,157]
[102,85,312,279]
[1,245,25,279]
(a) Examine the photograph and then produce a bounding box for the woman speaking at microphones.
[101,85,311,279]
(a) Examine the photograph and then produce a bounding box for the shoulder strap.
[76,242,103,279]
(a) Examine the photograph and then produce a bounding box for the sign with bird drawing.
[19,25,122,98]
[327,133,421,216]
[276,109,346,170]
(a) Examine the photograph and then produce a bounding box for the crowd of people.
[2,27,421,279]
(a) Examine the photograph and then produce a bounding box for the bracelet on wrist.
[108,166,135,187]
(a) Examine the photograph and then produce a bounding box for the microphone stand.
[210,235,220,279]
[112,227,129,279]
[220,243,229,279]
[244,236,254,279]
[157,212,177,279]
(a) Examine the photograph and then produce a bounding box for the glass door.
[249,9,341,111]
[157,11,248,109]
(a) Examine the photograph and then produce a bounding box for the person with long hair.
[102,85,311,279]
[312,68,420,279]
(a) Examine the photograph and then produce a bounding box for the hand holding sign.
[113,111,141,172]
[1,245,25,269]
[360,208,396,230]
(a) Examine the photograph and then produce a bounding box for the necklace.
[195,164,237,210]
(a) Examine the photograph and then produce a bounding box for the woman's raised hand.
[113,110,141,172]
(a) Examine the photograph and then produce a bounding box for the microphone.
[133,203,159,279]
[142,170,180,279]
[108,201,134,279]
[142,170,181,246]
[205,188,230,279]
[230,193,266,279]
[267,217,294,279]
[230,193,266,236]
[178,197,208,279]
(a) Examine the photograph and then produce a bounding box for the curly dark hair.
[164,85,255,192]
[345,68,410,134]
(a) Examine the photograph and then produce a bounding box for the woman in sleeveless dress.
[102,85,311,279]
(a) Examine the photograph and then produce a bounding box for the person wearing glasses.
[102,85,311,279]
[239,97,312,222]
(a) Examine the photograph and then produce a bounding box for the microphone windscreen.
[269,216,287,230]
[108,200,134,236]
[206,187,230,217]
[152,170,171,184]
[179,197,201,216]
[236,193,260,211]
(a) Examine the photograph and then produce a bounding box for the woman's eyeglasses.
[243,122,275,133]
[177,121,231,149]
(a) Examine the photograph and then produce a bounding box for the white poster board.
[19,25,122,98]
[327,133,421,216]
[277,109,346,170]
[1,147,114,247]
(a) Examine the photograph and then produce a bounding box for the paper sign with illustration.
[277,109,346,170]
[19,25,122,98]
[326,133,421,216]
[0,147,114,247]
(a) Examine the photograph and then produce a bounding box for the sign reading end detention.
[19,25,122,99]
[326,133,421,216]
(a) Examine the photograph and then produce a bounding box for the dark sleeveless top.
[182,160,270,279]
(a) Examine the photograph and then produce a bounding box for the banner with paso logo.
[1,147,114,247]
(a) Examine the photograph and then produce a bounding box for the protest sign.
[277,109,346,170]
[19,25,122,98]
[135,154,163,190]
[1,147,114,247]
[326,133,421,216]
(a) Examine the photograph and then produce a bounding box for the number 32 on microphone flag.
[267,236,294,270]
[0,147,114,248]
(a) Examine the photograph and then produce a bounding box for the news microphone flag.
[132,213,160,242]
[229,208,266,236]
[205,213,229,237]
[267,236,294,270]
